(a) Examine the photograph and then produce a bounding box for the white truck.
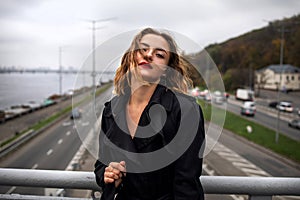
[235,89,254,101]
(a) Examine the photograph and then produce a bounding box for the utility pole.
[58,45,69,96]
[85,17,116,92]
[264,19,297,143]
[85,17,116,140]
[274,22,294,143]
[275,25,285,144]
[59,46,63,96]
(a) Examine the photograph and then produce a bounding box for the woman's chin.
[140,76,160,84]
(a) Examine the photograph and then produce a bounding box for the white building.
[255,64,300,91]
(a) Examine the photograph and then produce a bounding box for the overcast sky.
[0,0,299,69]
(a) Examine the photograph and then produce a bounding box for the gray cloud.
[0,0,43,18]
[0,0,299,68]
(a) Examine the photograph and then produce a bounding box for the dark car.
[288,119,300,129]
[268,101,278,109]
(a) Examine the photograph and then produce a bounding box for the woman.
[94,28,205,200]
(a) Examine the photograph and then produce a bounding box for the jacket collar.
[104,84,173,118]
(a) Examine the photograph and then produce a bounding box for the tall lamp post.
[58,45,69,96]
[275,24,288,144]
[85,18,116,140]
[85,17,116,92]
[59,46,62,96]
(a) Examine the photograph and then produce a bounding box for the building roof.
[257,64,300,73]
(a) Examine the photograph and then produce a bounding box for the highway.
[215,97,300,141]
[0,86,113,196]
[0,87,299,199]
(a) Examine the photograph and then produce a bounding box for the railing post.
[249,195,272,200]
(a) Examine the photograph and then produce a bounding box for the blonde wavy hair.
[114,28,193,95]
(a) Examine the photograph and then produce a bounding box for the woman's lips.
[138,62,152,69]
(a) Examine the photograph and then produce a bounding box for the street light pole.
[85,17,116,92]
[92,20,96,92]
[275,25,286,144]
[85,17,116,140]
[59,46,63,96]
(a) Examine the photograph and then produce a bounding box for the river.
[0,73,113,110]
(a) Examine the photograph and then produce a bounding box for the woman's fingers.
[109,161,126,173]
[104,176,114,183]
[105,171,119,179]
[103,161,126,184]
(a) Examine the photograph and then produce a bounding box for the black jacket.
[94,85,205,200]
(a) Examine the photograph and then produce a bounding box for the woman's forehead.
[140,34,170,52]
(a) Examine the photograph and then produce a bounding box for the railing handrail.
[0,168,300,196]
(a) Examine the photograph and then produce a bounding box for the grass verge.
[197,99,300,164]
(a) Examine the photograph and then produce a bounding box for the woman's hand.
[104,161,126,188]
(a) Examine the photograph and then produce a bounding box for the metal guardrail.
[0,168,300,200]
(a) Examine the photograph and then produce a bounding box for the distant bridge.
[0,68,115,75]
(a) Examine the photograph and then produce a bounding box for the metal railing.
[0,168,300,200]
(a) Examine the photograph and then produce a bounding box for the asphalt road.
[0,86,113,196]
[203,122,300,200]
[215,97,300,141]
[0,86,299,199]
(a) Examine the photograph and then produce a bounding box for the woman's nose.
[144,49,153,61]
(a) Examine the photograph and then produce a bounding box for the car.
[204,92,212,101]
[0,110,5,123]
[241,101,256,116]
[288,119,300,129]
[223,92,230,100]
[268,101,278,109]
[277,101,294,113]
[212,91,225,104]
[191,87,200,97]
[70,108,82,119]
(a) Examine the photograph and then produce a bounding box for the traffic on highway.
[0,85,299,199]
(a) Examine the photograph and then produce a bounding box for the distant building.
[255,64,300,91]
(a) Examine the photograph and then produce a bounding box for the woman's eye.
[156,53,165,59]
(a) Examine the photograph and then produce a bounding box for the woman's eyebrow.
[140,42,168,54]
[140,42,149,47]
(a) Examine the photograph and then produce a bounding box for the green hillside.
[188,14,300,91]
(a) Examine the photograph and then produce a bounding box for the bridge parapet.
[0,168,299,200]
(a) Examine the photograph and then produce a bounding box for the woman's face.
[134,34,170,83]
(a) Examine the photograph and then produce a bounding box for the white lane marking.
[202,163,215,176]
[32,163,38,169]
[242,168,269,176]
[66,131,71,136]
[65,125,98,171]
[232,161,259,169]
[62,121,72,126]
[230,195,245,200]
[5,186,16,194]
[47,149,53,156]
[81,122,90,127]
[213,142,270,177]
[57,139,63,144]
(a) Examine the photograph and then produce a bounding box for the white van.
[236,89,254,101]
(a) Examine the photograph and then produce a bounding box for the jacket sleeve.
[173,103,205,200]
[93,103,118,200]
[94,159,117,200]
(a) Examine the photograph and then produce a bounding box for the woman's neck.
[129,82,157,106]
